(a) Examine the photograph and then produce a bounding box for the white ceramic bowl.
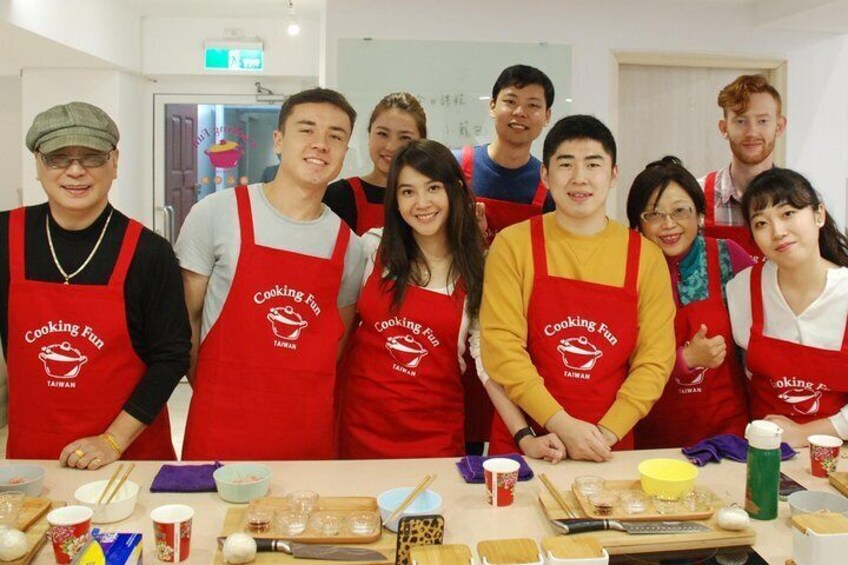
[213,463,272,503]
[74,479,139,523]
[0,463,45,497]
[377,487,442,532]
[787,490,848,516]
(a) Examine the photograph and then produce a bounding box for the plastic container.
[745,420,782,520]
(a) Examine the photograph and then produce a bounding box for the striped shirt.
[698,165,745,227]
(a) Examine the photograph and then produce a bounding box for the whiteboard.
[337,39,572,178]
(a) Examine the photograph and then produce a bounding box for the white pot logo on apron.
[770,376,827,416]
[557,336,603,371]
[266,305,309,341]
[385,335,429,368]
[38,342,88,379]
[675,367,706,387]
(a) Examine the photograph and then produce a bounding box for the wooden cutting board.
[539,489,756,555]
[829,471,848,497]
[213,507,396,564]
[410,544,472,565]
[477,539,540,565]
[8,500,62,565]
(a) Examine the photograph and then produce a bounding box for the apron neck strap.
[461,146,474,185]
[749,261,766,336]
[530,181,548,211]
[704,171,718,227]
[8,208,25,282]
[108,219,142,287]
[530,215,548,278]
[348,177,366,234]
[330,221,351,266]
[234,185,254,250]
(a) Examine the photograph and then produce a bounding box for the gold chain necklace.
[45,209,114,284]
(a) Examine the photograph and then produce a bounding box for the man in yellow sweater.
[481,115,675,461]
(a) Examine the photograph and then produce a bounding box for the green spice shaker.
[744,420,783,520]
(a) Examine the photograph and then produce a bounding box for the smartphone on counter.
[779,472,807,500]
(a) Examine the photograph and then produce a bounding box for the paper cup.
[47,505,93,564]
[484,458,520,507]
[808,434,843,478]
[151,504,194,562]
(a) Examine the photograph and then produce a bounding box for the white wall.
[0,76,21,210]
[324,0,848,228]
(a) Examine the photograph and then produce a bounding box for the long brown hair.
[379,139,485,317]
[743,168,848,267]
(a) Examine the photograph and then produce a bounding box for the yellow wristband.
[100,432,123,455]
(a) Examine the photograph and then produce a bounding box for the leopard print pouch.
[395,514,445,565]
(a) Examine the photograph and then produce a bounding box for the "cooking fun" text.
[25,320,104,350]
[544,315,618,346]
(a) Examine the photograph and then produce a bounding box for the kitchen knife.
[217,537,389,561]
[552,518,710,535]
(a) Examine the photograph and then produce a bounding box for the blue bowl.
[213,463,272,503]
[377,487,442,532]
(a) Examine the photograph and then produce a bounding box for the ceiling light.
[287,0,300,36]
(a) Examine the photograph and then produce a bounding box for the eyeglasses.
[38,152,112,169]
[640,206,694,224]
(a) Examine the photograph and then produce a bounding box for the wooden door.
[165,104,198,243]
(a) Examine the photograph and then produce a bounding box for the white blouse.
[726,261,848,438]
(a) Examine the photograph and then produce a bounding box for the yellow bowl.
[638,458,698,499]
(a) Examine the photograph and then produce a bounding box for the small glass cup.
[620,491,648,515]
[345,511,380,536]
[275,510,308,536]
[682,487,713,512]
[287,490,319,515]
[310,511,341,536]
[0,491,25,528]
[574,476,605,497]
[652,495,681,515]
[588,491,619,516]
[246,507,273,533]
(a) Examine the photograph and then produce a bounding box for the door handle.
[158,205,175,245]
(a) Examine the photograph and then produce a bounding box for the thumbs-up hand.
[682,324,727,370]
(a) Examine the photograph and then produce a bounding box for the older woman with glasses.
[626,156,754,449]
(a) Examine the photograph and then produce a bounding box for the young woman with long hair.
[727,168,848,446]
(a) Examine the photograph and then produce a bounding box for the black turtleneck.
[0,203,190,425]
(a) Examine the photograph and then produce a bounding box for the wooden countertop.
[15,447,841,564]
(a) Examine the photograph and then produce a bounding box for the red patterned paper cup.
[150,504,194,562]
[47,505,93,563]
[808,434,843,478]
[483,458,520,507]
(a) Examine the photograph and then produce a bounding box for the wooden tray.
[829,471,848,497]
[539,489,756,555]
[245,497,382,544]
[571,479,717,521]
[9,500,62,565]
[215,506,395,565]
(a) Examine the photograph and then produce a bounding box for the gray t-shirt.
[175,184,366,340]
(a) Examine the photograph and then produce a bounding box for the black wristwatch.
[513,426,536,446]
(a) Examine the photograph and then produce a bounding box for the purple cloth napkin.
[456,453,534,483]
[681,434,797,466]
[149,462,223,492]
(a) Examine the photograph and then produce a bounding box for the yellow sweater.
[480,214,675,440]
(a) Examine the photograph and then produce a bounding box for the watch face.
[609,547,767,564]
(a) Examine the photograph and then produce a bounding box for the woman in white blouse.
[727,168,848,447]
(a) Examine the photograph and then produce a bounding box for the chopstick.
[540,473,576,519]
[383,474,437,527]
[97,463,124,505]
[104,463,135,505]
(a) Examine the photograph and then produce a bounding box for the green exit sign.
[204,41,264,72]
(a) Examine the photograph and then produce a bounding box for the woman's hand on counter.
[519,432,566,463]
[59,435,121,470]
[764,414,840,447]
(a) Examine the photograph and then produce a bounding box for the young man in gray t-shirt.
[175,88,366,460]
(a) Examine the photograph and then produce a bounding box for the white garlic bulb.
[223,533,257,564]
[0,528,28,562]
[717,506,750,531]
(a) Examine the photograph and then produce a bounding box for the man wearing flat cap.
[0,101,190,468]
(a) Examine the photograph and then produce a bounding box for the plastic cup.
[0,491,25,527]
[46,505,93,564]
[151,504,194,562]
[483,458,520,507]
[808,434,843,478]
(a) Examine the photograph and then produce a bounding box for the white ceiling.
[111,0,324,18]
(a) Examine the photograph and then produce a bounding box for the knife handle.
[552,518,613,535]
[255,539,292,553]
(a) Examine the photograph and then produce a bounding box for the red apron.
[489,217,641,454]
[181,186,350,460]
[745,262,848,422]
[703,171,763,261]
[635,238,748,448]
[461,146,547,444]
[348,177,384,236]
[5,208,175,460]
[339,262,466,459]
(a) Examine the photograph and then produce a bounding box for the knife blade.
[552,518,710,535]
[217,537,389,562]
